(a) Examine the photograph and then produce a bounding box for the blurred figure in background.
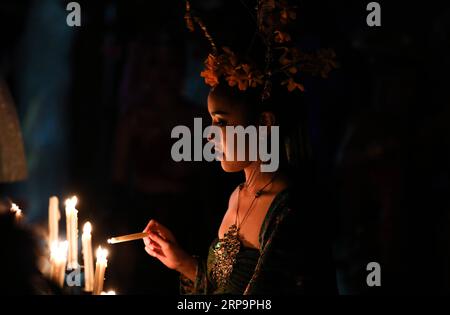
[0,198,57,295]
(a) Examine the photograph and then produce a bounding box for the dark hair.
[209,83,312,176]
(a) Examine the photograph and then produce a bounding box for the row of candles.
[47,196,113,294]
[7,195,112,294]
[8,195,144,294]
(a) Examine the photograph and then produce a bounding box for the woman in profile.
[143,84,337,295]
[142,0,338,295]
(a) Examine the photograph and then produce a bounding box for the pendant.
[211,224,241,288]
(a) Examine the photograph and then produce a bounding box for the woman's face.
[207,92,254,172]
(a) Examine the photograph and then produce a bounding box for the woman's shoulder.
[264,186,292,222]
[229,184,241,203]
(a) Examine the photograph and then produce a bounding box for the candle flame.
[96,246,108,261]
[65,196,78,209]
[83,222,92,235]
[10,203,23,220]
[50,240,58,253]
[50,240,69,263]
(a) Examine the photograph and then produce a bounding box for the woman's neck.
[243,161,278,194]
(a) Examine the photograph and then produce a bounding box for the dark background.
[0,0,449,294]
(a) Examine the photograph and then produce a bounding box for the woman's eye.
[213,120,227,127]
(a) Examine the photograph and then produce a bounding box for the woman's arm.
[176,255,198,282]
[143,220,196,273]
[143,219,212,294]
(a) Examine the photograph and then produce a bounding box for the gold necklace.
[211,174,276,288]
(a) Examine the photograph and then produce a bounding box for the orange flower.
[282,77,305,92]
[201,69,219,87]
[243,65,264,88]
[274,31,291,43]
[201,54,220,87]
[226,64,264,91]
[204,54,218,71]
[288,66,298,74]
[278,47,301,66]
[226,66,248,90]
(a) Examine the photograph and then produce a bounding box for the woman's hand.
[143,219,197,281]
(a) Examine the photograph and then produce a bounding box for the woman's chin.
[220,161,251,173]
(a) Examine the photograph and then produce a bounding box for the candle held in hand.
[107,232,149,245]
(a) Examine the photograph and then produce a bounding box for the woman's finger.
[145,246,164,260]
[143,237,161,248]
[150,221,175,242]
[150,239,161,249]
[148,231,170,249]
[143,219,158,233]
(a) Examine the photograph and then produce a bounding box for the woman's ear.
[259,111,276,127]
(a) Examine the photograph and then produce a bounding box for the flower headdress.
[185,0,337,101]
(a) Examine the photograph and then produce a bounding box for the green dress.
[180,188,337,295]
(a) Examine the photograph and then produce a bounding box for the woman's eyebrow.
[211,110,229,116]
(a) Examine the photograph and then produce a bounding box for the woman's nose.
[207,130,215,142]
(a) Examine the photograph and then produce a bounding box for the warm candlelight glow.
[82,221,94,292]
[93,246,109,295]
[51,241,69,262]
[101,290,116,295]
[65,196,79,270]
[65,196,78,210]
[10,203,22,220]
[83,222,92,235]
[107,232,149,244]
[11,203,20,212]
[96,246,108,262]
[50,240,69,287]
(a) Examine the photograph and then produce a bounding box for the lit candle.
[50,241,68,287]
[107,232,149,244]
[82,222,94,292]
[48,197,60,248]
[10,203,22,222]
[65,196,79,270]
[100,290,116,295]
[93,246,108,295]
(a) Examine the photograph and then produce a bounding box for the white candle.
[48,197,60,247]
[93,246,108,295]
[50,241,68,287]
[65,196,78,270]
[82,222,94,292]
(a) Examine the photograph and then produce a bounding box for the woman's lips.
[214,146,224,159]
